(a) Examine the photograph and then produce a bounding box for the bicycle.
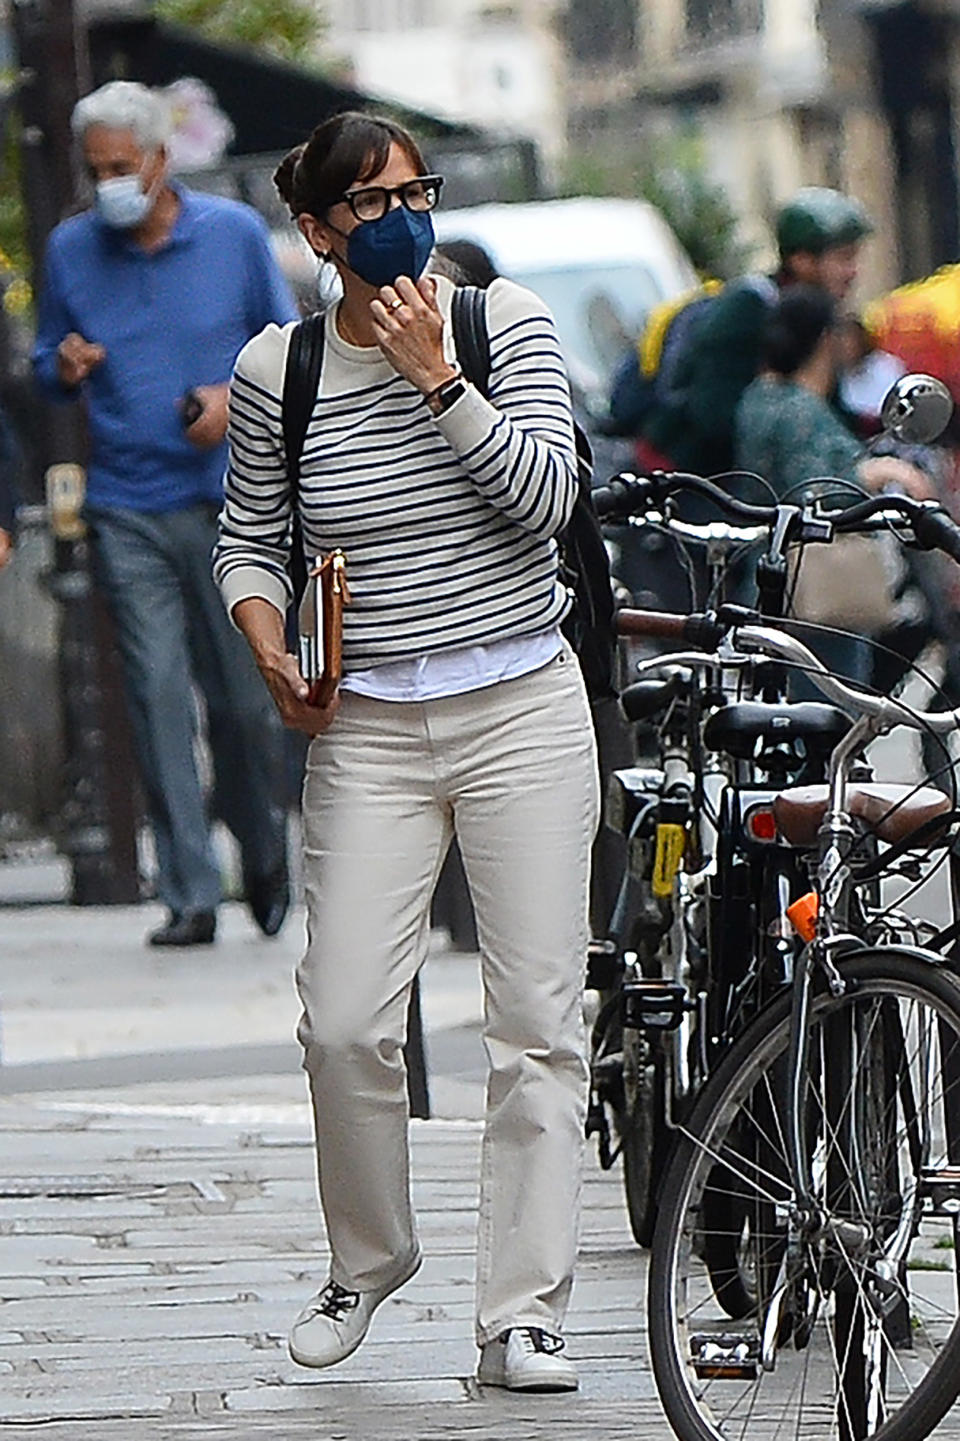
[639,606,960,1440]
[586,473,874,1252]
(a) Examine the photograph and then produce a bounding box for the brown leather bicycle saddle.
[773,782,951,848]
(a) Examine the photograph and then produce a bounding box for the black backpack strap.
[450,285,491,396]
[282,310,326,505]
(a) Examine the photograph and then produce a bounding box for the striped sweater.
[213,274,579,671]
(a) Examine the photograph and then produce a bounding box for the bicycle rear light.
[743,803,778,843]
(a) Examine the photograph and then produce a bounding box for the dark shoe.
[246,865,290,937]
[148,910,217,948]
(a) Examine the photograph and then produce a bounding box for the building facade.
[321,0,568,175]
[322,0,960,296]
[562,0,960,297]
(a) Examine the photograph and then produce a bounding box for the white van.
[433,196,698,411]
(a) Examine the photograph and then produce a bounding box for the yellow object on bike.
[652,822,686,897]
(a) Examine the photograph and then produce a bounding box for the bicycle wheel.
[648,950,960,1441]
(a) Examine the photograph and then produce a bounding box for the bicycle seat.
[773,782,951,847]
[702,701,851,762]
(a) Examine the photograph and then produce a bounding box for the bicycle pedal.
[690,1333,759,1381]
[622,979,688,1031]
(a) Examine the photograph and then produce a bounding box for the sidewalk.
[0,899,665,1438]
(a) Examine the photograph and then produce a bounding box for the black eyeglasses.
[338,175,444,223]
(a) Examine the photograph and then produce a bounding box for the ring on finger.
[388,297,404,312]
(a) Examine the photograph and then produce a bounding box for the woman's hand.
[232,597,340,736]
[255,646,341,736]
[858,455,936,501]
[370,275,459,396]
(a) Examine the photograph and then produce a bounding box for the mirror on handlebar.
[878,373,953,445]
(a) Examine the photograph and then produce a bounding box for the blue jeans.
[87,502,286,915]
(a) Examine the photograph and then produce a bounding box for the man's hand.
[57,332,106,388]
[183,383,229,450]
[859,455,936,501]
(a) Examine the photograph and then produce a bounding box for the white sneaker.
[288,1252,422,1369]
[477,1327,579,1392]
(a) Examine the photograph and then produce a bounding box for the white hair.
[71,81,172,150]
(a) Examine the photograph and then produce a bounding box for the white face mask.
[95,162,158,229]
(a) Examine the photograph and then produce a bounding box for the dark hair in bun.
[273,111,426,220]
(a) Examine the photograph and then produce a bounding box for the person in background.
[735,284,932,684]
[642,187,873,477]
[836,315,907,438]
[433,237,499,288]
[736,286,932,503]
[215,110,597,1394]
[33,80,298,948]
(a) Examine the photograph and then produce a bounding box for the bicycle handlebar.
[617,606,730,650]
[593,471,779,524]
[593,470,960,566]
[628,609,960,736]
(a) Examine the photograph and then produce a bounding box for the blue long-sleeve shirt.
[33,184,298,513]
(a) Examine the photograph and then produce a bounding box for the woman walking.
[214,112,598,1392]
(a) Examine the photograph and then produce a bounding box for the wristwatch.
[425,372,468,416]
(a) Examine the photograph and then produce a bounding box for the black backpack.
[282,288,616,700]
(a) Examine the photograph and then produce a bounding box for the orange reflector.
[745,806,777,842]
[786,892,819,942]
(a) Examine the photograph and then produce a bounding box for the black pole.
[12,0,141,903]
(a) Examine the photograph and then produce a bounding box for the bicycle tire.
[648,949,960,1441]
[622,1027,665,1247]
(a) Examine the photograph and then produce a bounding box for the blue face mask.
[345,206,435,289]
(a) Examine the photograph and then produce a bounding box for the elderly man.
[33,80,299,946]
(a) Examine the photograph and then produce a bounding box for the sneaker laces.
[309,1280,360,1322]
[510,1327,565,1356]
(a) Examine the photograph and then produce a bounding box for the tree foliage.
[153,0,325,63]
[561,129,750,280]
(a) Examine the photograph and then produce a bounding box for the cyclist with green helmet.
[641,186,872,479]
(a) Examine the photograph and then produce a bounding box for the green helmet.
[776,187,872,257]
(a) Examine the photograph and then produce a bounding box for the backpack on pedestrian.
[606,281,724,437]
[281,288,617,702]
[635,274,779,477]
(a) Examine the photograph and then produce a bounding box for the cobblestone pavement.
[0,900,666,1437]
[3,899,960,1438]
[0,1081,663,1438]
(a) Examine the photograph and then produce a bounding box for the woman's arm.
[212,325,296,621]
[373,274,579,538]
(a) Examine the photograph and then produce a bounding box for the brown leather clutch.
[297,549,350,708]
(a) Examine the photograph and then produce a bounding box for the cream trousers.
[296,644,600,1345]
